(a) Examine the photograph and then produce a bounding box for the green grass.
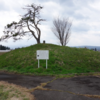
[0,43,100,76]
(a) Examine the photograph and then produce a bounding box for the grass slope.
[0,43,100,75]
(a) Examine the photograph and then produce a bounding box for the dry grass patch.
[0,52,6,55]
[81,94,100,99]
[0,81,35,100]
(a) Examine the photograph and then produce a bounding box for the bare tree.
[52,17,72,46]
[0,3,45,44]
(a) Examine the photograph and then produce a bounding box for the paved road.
[0,72,100,100]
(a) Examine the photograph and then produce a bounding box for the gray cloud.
[72,23,90,32]
[0,0,100,48]
[0,1,10,11]
[73,13,89,20]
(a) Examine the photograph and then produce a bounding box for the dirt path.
[0,72,100,100]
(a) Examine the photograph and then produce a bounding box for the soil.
[0,72,100,100]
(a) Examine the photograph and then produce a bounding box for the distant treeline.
[0,45,10,50]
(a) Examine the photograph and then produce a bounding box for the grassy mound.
[0,43,100,75]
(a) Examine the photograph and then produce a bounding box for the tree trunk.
[37,38,40,44]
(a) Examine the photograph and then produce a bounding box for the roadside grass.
[0,43,100,77]
[0,52,6,55]
[0,81,35,100]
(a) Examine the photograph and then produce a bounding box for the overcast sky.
[0,0,100,49]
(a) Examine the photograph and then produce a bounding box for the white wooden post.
[46,60,47,69]
[38,59,39,68]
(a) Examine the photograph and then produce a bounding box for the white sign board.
[36,50,49,69]
[36,50,49,60]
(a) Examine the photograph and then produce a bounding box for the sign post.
[36,50,49,69]
[46,59,47,69]
[38,59,39,68]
